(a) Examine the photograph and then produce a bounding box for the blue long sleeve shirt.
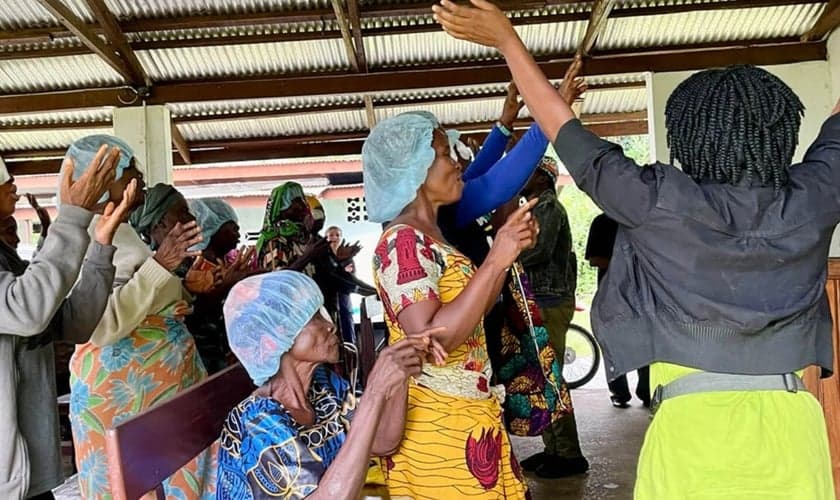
[454,122,549,227]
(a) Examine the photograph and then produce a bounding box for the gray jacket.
[0,205,114,499]
[554,116,840,380]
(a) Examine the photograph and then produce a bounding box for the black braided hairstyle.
[664,65,804,191]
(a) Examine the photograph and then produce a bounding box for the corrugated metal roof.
[168,95,364,118]
[600,4,825,49]
[105,0,331,20]
[0,128,112,151]
[366,22,588,68]
[0,0,93,30]
[0,55,124,93]
[179,109,367,141]
[0,108,113,127]
[137,38,350,81]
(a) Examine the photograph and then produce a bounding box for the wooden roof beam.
[33,0,142,87]
[1,0,825,54]
[171,121,191,165]
[577,0,616,56]
[83,0,150,87]
[0,40,825,114]
[330,0,362,72]
[802,0,840,40]
[347,0,368,72]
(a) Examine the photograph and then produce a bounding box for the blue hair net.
[362,112,440,223]
[224,271,325,386]
[189,198,239,251]
[58,134,136,204]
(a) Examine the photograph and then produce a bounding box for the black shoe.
[519,451,547,472]
[610,396,631,409]
[535,456,590,479]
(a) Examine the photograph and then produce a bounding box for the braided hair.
[665,65,804,192]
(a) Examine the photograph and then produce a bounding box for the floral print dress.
[373,225,528,500]
[69,303,215,499]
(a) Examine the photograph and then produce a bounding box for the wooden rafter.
[170,121,191,165]
[577,0,616,56]
[347,0,368,72]
[33,0,141,86]
[802,0,840,40]
[330,0,362,72]
[2,0,825,57]
[364,95,377,129]
[83,0,150,87]
[0,39,821,115]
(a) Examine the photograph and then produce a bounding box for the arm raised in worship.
[433,0,657,228]
[462,82,522,181]
[1,146,118,336]
[456,122,548,227]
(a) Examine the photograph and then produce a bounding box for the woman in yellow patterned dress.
[363,111,539,499]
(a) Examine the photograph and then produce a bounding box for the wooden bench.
[105,363,252,500]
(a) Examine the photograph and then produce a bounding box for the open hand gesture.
[335,240,362,263]
[500,82,524,129]
[432,0,517,50]
[154,221,203,272]
[60,145,119,210]
[94,178,139,246]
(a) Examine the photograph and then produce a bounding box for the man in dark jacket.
[586,213,650,408]
[519,157,589,478]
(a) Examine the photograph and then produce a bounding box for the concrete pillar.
[830,30,840,104]
[646,61,832,166]
[113,105,173,186]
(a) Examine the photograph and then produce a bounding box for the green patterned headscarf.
[129,183,181,249]
[256,182,309,255]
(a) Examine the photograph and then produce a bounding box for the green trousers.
[539,300,585,458]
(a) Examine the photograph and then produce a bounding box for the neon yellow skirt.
[635,363,834,500]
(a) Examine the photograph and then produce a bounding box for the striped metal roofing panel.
[366,21,588,69]
[178,109,368,141]
[0,128,112,151]
[136,38,350,81]
[0,54,125,94]
[0,0,93,30]
[104,0,331,19]
[168,95,364,118]
[599,3,825,49]
[0,108,113,127]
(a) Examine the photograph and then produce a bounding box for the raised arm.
[455,122,548,227]
[434,0,656,227]
[462,83,522,181]
[1,146,119,336]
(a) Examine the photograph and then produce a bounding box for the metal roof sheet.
[0,108,113,126]
[0,127,112,151]
[179,108,368,141]
[0,54,124,93]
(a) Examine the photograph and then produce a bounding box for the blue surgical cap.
[59,134,136,204]
[362,112,440,223]
[224,271,325,386]
[189,198,239,251]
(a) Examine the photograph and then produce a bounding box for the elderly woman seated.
[216,271,444,499]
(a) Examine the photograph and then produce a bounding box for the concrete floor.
[55,375,651,500]
[512,386,650,500]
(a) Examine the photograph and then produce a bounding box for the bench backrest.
[105,363,253,500]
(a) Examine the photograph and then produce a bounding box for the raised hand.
[335,240,362,263]
[184,257,220,294]
[60,145,119,210]
[154,221,203,272]
[500,82,524,129]
[488,198,539,269]
[559,56,588,105]
[432,0,517,50]
[94,178,138,246]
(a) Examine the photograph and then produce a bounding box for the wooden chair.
[105,363,252,500]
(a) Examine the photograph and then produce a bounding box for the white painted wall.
[829,30,840,103]
[647,61,833,165]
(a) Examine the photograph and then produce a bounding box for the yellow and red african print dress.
[373,225,528,500]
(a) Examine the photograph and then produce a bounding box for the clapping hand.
[94,178,139,246]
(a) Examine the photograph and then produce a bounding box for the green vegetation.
[551,134,650,301]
